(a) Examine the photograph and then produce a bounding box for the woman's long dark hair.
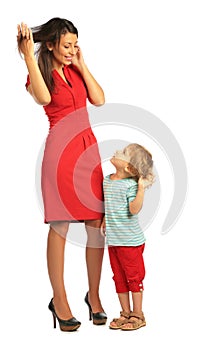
[31,17,78,92]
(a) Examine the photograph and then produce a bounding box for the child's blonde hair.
[124,143,155,187]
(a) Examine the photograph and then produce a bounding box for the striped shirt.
[103,175,146,246]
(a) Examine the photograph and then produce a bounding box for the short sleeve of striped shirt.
[126,183,138,203]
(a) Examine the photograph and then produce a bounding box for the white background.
[1,0,224,348]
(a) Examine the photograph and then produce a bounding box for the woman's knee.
[49,221,70,238]
[85,219,105,248]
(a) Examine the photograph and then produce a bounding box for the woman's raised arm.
[17,23,51,105]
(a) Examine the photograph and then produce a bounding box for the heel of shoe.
[88,308,92,321]
[52,313,56,329]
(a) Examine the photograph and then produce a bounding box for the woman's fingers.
[19,22,30,39]
[17,24,21,36]
[17,24,22,42]
[21,22,26,37]
[29,28,33,41]
[24,24,30,39]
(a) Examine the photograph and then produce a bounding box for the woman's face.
[50,32,78,67]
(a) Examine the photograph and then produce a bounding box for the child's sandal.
[109,311,130,329]
[121,312,146,331]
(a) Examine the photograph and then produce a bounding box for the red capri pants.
[108,244,145,293]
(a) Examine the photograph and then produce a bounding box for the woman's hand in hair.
[17,23,34,59]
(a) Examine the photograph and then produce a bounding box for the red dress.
[26,64,104,223]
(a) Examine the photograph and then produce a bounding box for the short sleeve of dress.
[127,182,138,203]
[25,74,30,90]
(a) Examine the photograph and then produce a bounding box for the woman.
[17,17,107,331]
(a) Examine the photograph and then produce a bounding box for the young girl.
[101,143,155,331]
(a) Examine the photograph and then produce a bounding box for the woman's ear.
[46,42,54,51]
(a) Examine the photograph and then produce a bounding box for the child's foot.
[121,312,146,331]
[109,311,130,329]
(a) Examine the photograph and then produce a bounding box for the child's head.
[112,143,155,187]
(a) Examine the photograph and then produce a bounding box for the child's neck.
[111,170,132,180]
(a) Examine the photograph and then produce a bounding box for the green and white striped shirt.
[103,175,146,246]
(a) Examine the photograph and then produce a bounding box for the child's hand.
[138,177,145,191]
[100,217,106,237]
[139,173,155,189]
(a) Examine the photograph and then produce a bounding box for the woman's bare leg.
[85,219,105,313]
[47,222,73,319]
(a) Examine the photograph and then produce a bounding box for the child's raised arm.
[129,178,145,215]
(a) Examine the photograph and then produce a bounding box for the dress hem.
[44,216,104,224]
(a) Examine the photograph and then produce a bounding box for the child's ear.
[125,165,138,176]
[125,165,131,174]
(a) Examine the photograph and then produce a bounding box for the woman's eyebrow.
[64,41,78,45]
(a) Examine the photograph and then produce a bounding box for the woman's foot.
[49,299,81,331]
[52,296,73,320]
[87,291,104,313]
[85,292,107,325]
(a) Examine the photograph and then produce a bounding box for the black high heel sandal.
[84,292,107,325]
[48,298,81,332]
